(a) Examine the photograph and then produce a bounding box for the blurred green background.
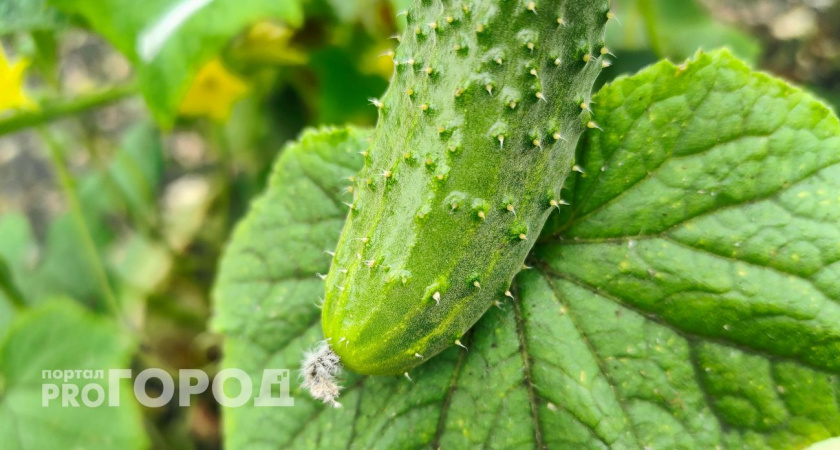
[0,0,838,448]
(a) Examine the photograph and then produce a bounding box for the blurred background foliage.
[0,0,838,448]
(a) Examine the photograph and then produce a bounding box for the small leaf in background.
[108,121,165,228]
[0,0,64,35]
[178,58,249,122]
[0,256,24,331]
[0,213,37,334]
[27,213,111,307]
[0,123,167,313]
[308,47,388,125]
[609,0,761,64]
[229,21,307,67]
[213,51,840,448]
[321,0,400,36]
[0,301,147,449]
[0,47,37,114]
[49,0,305,125]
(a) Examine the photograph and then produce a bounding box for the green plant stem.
[38,128,124,322]
[0,84,138,137]
[636,0,663,56]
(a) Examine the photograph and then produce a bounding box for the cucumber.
[310,0,610,403]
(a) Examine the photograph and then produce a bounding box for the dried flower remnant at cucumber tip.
[301,343,343,408]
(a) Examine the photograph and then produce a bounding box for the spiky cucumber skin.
[323,0,609,375]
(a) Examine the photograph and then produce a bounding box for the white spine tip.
[505,290,514,299]
[415,352,424,358]
[404,372,413,382]
[455,340,469,351]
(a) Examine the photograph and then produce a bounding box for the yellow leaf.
[179,58,249,122]
[0,47,37,114]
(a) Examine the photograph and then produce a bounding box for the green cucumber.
[309,0,610,404]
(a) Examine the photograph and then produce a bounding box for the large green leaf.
[50,0,304,125]
[212,51,840,448]
[0,301,147,449]
[537,49,840,447]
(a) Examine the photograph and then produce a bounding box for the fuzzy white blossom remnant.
[301,343,343,408]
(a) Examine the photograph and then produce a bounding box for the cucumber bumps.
[306,0,611,405]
